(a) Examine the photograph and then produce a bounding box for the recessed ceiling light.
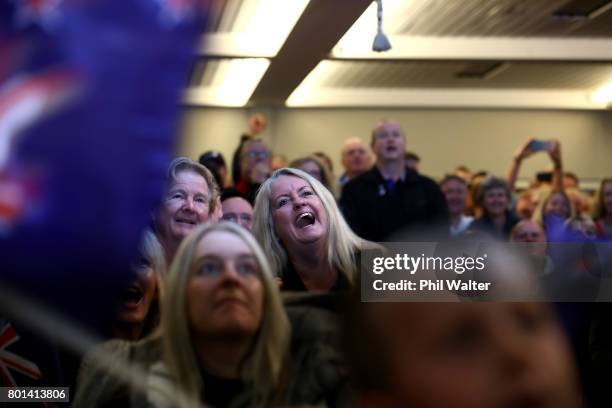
[185,58,270,107]
[202,0,311,58]
[590,83,612,107]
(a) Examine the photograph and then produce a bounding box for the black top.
[200,369,246,408]
[281,260,352,292]
[339,166,449,242]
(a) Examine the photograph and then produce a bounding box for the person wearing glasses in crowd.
[234,138,271,205]
[221,188,254,231]
[231,113,268,184]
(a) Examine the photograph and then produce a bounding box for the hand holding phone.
[527,140,549,152]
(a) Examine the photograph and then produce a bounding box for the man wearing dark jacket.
[340,120,448,241]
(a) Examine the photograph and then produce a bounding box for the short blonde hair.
[161,222,290,408]
[252,167,371,283]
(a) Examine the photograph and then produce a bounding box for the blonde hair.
[252,167,371,283]
[161,222,290,408]
[141,229,167,278]
[138,230,166,338]
[532,188,575,227]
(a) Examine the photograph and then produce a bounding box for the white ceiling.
[187,0,612,109]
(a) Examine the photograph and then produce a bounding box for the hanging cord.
[373,0,392,52]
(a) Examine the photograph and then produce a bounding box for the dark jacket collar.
[281,259,352,292]
[361,165,419,184]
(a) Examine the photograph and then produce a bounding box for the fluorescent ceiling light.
[185,58,270,107]
[590,83,612,107]
[289,87,601,110]
[203,0,310,57]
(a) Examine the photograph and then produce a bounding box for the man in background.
[340,120,448,241]
[339,137,372,187]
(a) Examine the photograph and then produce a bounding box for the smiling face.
[363,303,579,408]
[156,170,210,245]
[270,175,328,250]
[372,122,406,163]
[187,230,263,339]
[544,192,570,219]
[483,187,509,217]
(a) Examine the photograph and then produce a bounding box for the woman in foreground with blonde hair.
[253,167,374,292]
[149,221,290,408]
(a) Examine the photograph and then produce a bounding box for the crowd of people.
[9,113,612,407]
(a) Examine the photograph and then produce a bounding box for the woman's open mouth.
[120,285,144,307]
[295,212,315,229]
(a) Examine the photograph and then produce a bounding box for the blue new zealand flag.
[0,0,208,327]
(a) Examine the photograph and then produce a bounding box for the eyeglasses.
[222,213,253,224]
[243,151,270,159]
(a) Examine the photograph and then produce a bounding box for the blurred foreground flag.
[0,0,209,319]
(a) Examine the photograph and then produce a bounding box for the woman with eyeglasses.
[234,138,272,205]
